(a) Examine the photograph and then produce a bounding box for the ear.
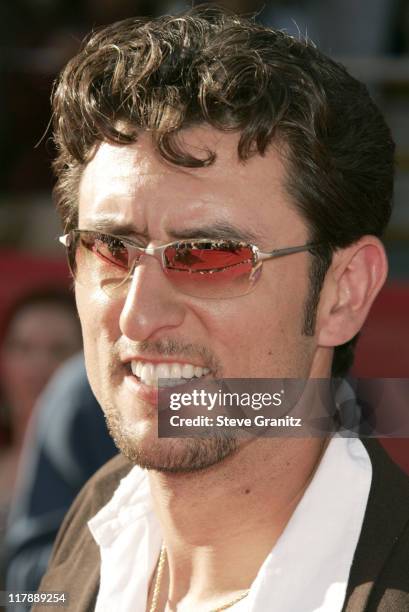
[316,236,388,348]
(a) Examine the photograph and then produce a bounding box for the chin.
[104,405,239,473]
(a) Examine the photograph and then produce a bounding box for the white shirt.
[89,435,372,612]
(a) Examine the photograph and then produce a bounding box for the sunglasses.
[59,230,320,299]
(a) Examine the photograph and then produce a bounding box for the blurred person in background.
[3,353,117,611]
[0,287,82,570]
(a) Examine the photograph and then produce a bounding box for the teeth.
[156,364,170,379]
[182,364,194,379]
[140,363,155,385]
[136,362,143,377]
[170,363,182,378]
[132,361,142,377]
[130,360,210,386]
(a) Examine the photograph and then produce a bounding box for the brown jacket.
[36,439,409,611]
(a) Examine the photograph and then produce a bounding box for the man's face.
[76,127,320,471]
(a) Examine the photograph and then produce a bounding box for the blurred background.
[0,0,408,607]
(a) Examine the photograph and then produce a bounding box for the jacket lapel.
[343,438,409,611]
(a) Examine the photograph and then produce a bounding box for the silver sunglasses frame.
[59,230,322,297]
[59,230,320,269]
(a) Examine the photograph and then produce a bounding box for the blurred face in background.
[0,301,82,439]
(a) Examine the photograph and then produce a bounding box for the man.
[36,7,409,612]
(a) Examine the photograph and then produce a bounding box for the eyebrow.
[81,217,148,239]
[82,217,261,244]
[167,222,260,243]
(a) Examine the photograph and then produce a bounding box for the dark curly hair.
[51,6,395,376]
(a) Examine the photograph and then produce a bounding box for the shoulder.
[55,453,134,548]
[344,438,409,610]
[363,437,409,512]
[36,454,133,611]
[42,454,131,566]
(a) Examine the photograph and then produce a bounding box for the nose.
[119,255,186,342]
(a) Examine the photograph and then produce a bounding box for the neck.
[148,436,328,609]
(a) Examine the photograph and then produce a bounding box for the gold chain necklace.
[149,545,250,612]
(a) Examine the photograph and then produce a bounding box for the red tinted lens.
[163,242,255,297]
[165,242,253,271]
[81,232,130,269]
[70,231,135,296]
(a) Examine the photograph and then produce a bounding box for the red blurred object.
[378,438,409,475]
[354,282,409,474]
[354,282,409,378]
[0,250,71,336]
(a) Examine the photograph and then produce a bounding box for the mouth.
[129,359,211,388]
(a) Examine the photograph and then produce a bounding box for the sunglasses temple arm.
[59,234,70,247]
[258,244,315,260]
